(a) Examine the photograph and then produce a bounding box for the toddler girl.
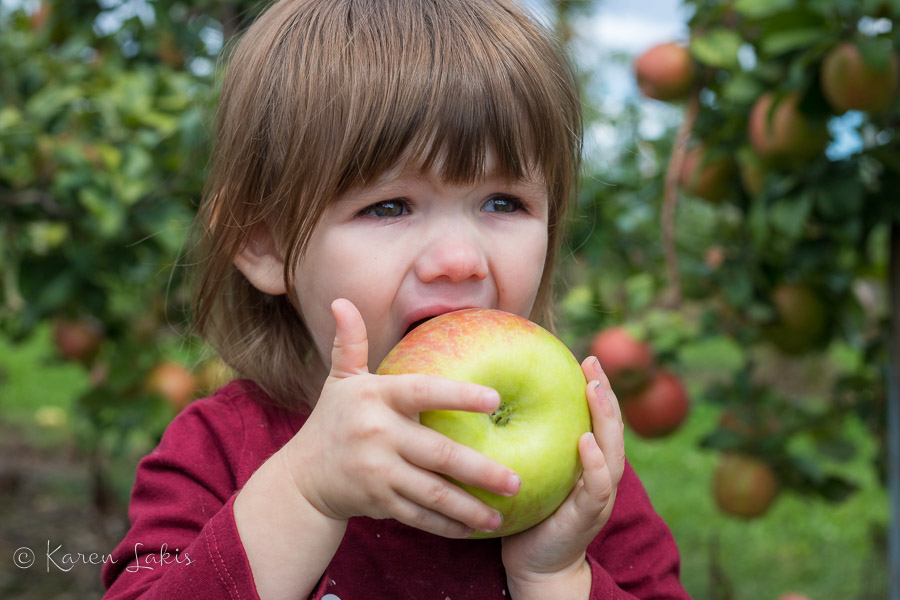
[103,0,689,598]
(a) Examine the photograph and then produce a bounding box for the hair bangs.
[323,0,576,197]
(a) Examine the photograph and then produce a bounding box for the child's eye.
[482,195,523,213]
[359,199,409,218]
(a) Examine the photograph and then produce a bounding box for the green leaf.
[735,0,795,19]
[856,37,896,72]
[690,29,744,69]
[721,72,766,104]
[78,186,124,236]
[748,194,770,248]
[24,84,84,123]
[0,106,24,129]
[643,309,698,353]
[815,438,857,462]
[814,178,863,221]
[769,192,813,240]
[722,268,755,306]
[679,336,746,374]
[625,272,656,313]
[760,28,828,56]
[561,284,595,322]
[0,323,90,422]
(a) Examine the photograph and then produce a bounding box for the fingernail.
[593,356,604,377]
[504,473,521,496]
[487,512,503,531]
[482,390,501,411]
[591,381,614,416]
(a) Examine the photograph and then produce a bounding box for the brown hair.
[190,0,583,409]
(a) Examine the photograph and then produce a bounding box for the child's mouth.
[404,317,434,336]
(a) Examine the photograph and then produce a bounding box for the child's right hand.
[281,298,522,538]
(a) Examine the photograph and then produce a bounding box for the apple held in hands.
[376,309,591,538]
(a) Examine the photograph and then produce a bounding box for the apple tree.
[560,0,897,519]
[0,0,261,511]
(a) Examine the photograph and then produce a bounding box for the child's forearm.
[233,448,347,600]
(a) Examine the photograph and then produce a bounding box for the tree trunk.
[889,220,900,600]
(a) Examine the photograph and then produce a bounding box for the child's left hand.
[500,356,625,598]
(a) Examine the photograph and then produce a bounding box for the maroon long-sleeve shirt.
[102,379,690,599]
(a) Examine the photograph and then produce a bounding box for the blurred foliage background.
[0,0,897,598]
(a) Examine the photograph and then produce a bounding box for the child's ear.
[233,224,288,296]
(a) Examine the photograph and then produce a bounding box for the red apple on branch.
[713,453,780,519]
[748,92,828,164]
[634,42,695,102]
[53,318,104,363]
[678,143,734,203]
[821,41,899,114]
[589,326,654,397]
[620,370,689,439]
[146,361,197,413]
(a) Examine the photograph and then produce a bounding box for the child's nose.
[414,227,489,284]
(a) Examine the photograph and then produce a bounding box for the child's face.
[294,155,550,372]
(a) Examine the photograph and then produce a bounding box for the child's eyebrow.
[332,164,548,204]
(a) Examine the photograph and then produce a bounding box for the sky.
[578,0,690,54]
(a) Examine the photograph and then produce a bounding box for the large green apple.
[376,308,591,538]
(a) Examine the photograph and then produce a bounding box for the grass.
[627,399,889,600]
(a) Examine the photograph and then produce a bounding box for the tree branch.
[661,90,700,308]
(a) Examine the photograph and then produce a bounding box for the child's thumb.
[328,298,369,379]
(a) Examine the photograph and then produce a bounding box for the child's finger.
[393,468,503,535]
[328,298,370,379]
[573,431,616,516]
[378,373,501,416]
[583,369,626,489]
[580,356,622,422]
[386,493,477,539]
[399,424,521,499]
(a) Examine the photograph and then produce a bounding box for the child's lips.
[401,305,478,337]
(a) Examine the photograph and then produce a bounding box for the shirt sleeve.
[585,460,691,599]
[102,397,261,600]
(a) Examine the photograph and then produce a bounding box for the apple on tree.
[589,326,654,397]
[712,453,780,519]
[747,92,828,164]
[620,370,689,439]
[377,308,591,538]
[634,42,696,102]
[146,361,197,414]
[764,282,829,355]
[678,143,734,203]
[53,317,105,364]
[820,41,899,114]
